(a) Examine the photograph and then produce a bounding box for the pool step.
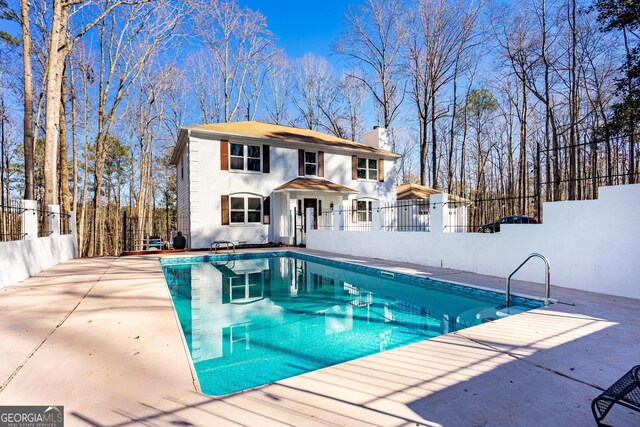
[470,305,530,324]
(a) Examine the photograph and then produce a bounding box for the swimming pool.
[161,252,543,396]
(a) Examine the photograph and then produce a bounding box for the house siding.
[183,133,397,248]
[176,139,191,247]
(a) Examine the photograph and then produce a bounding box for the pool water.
[161,252,542,396]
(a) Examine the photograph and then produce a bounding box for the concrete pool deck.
[0,249,638,426]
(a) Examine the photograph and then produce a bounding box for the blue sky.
[240,0,361,62]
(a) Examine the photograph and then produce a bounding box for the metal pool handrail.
[506,253,550,307]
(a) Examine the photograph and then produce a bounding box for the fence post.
[430,193,445,234]
[372,200,382,231]
[305,207,315,234]
[21,199,37,240]
[47,204,61,236]
[68,211,77,237]
[333,205,343,231]
[123,211,128,251]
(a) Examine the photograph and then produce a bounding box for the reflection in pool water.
[162,254,540,396]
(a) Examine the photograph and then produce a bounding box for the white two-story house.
[170,121,399,248]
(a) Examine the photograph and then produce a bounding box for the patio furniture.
[592,365,640,426]
[210,240,236,253]
[141,236,166,251]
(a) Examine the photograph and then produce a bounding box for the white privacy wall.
[307,184,640,299]
[0,234,78,288]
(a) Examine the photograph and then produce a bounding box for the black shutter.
[263,145,270,173]
[352,156,358,180]
[318,151,324,177]
[298,149,305,176]
[221,195,229,225]
[220,140,229,171]
[263,196,270,225]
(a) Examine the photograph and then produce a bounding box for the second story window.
[305,152,317,176]
[357,158,378,181]
[230,143,261,172]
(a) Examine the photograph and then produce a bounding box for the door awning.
[273,177,358,194]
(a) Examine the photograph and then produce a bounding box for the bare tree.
[42,0,135,213]
[189,53,223,123]
[196,0,276,122]
[333,0,405,129]
[291,53,334,131]
[406,0,482,188]
[342,71,367,142]
[265,53,293,125]
[19,0,35,200]
[87,0,183,256]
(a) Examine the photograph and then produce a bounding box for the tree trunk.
[447,61,460,194]
[59,64,71,214]
[431,89,438,189]
[419,116,427,186]
[21,0,35,201]
[622,27,636,184]
[43,1,68,210]
[69,55,79,214]
[568,0,578,200]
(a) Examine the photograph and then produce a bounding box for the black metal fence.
[36,207,72,237]
[0,202,73,241]
[0,200,23,242]
[121,209,177,252]
[317,206,374,231]
[446,134,640,233]
[316,199,432,232]
[380,199,430,232]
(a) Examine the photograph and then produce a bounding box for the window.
[229,143,261,172]
[230,272,263,302]
[247,145,261,171]
[357,200,373,222]
[357,158,378,180]
[305,151,317,176]
[230,196,262,224]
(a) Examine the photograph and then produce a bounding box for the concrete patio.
[0,249,638,426]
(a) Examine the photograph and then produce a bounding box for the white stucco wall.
[308,184,640,300]
[0,234,78,288]
[183,130,398,248]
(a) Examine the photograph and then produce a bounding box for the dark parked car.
[478,215,539,233]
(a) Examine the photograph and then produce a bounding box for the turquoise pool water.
[161,252,543,396]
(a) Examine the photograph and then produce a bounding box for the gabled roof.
[181,121,398,157]
[397,183,469,202]
[274,178,358,194]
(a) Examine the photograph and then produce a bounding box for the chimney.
[363,126,391,151]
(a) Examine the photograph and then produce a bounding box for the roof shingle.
[183,121,397,156]
[274,178,358,193]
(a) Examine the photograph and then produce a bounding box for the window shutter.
[318,151,324,177]
[263,145,270,173]
[378,159,384,182]
[221,195,229,225]
[352,156,357,180]
[298,149,305,176]
[263,196,270,224]
[220,140,229,171]
[352,199,358,223]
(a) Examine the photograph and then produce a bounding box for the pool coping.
[0,249,638,426]
[160,250,553,308]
